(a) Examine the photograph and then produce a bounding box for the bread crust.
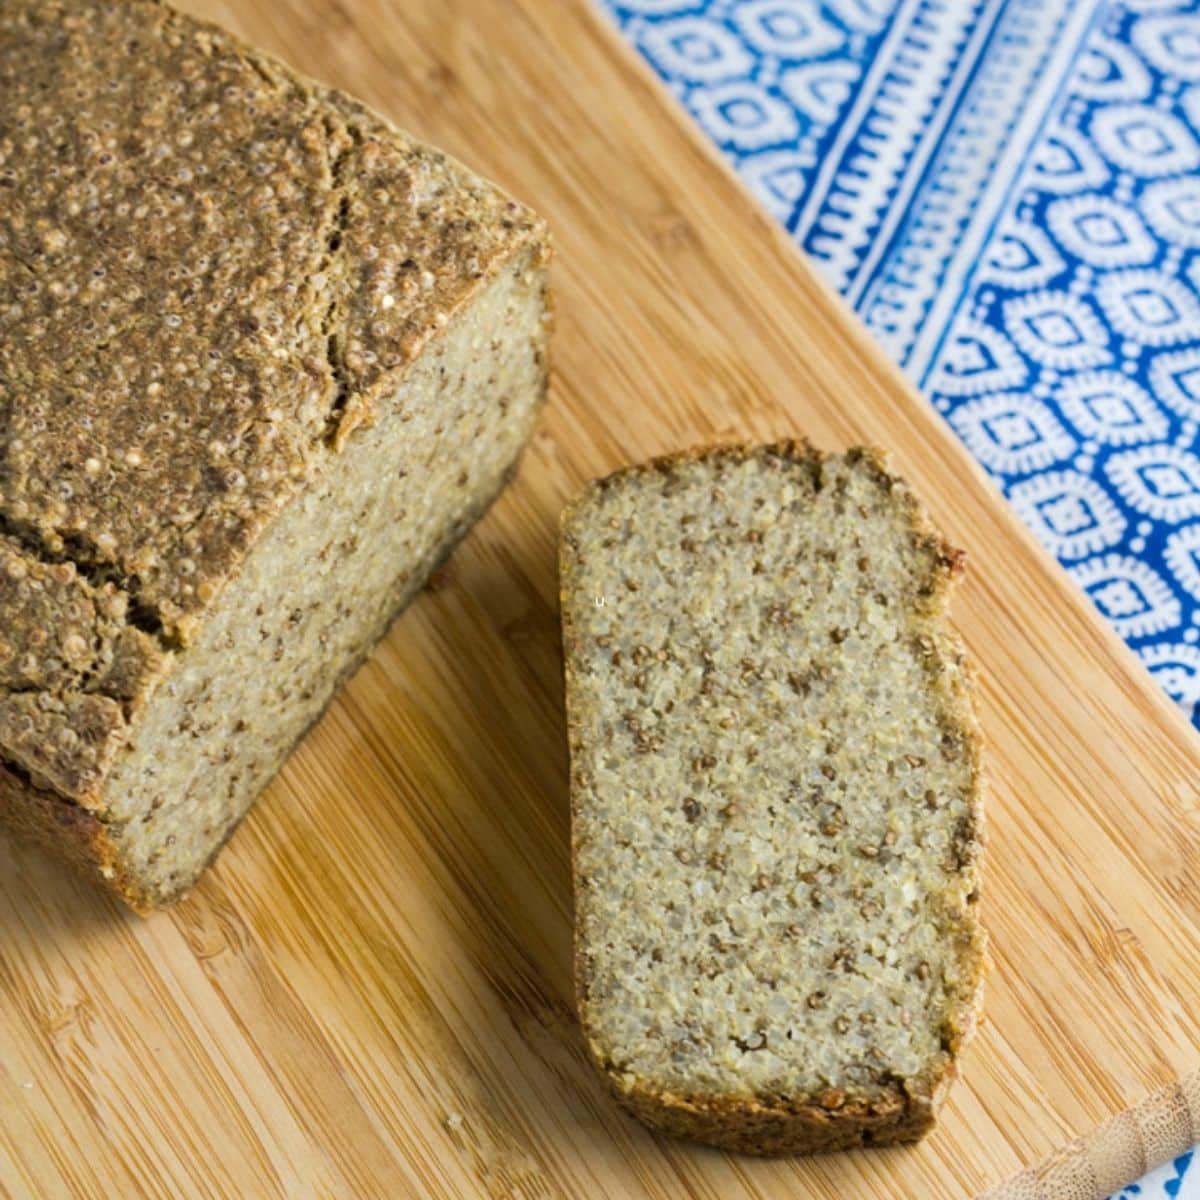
[600,1066,941,1155]
[561,440,986,1156]
[0,759,128,899]
[0,0,547,641]
[0,0,550,906]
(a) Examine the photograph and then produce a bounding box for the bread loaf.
[560,443,984,1155]
[0,0,551,910]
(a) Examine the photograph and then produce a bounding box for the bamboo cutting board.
[3,1,1200,1197]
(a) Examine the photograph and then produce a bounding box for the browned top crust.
[0,0,545,796]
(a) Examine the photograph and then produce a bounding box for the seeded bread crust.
[0,759,121,885]
[561,441,985,1156]
[0,0,551,906]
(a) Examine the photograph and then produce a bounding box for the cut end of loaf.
[103,245,550,911]
[561,442,985,1155]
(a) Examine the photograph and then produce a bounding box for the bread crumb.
[562,443,985,1155]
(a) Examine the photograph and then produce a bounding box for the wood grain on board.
[3,1,1199,1197]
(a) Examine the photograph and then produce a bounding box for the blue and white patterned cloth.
[600,2,1200,1195]
[1116,1151,1196,1198]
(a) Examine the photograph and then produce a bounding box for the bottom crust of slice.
[603,1066,944,1156]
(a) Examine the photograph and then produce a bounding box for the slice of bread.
[560,442,985,1156]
